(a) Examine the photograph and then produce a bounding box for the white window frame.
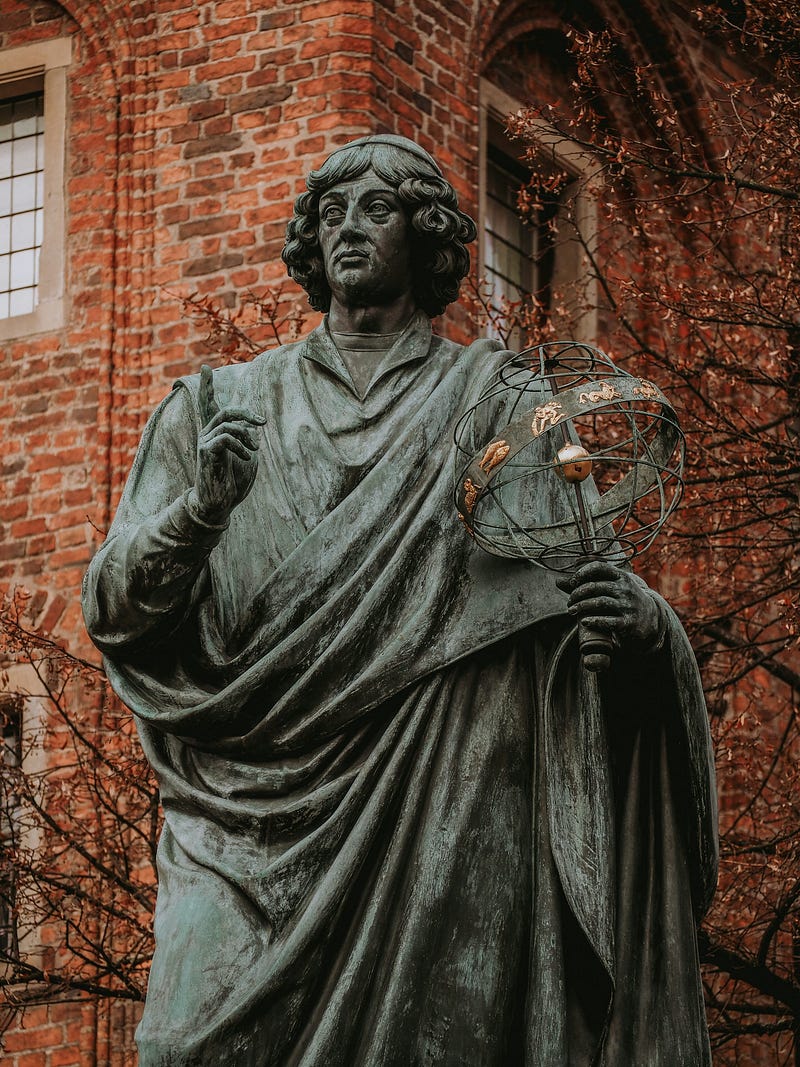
[480,78,599,343]
[0,38,70,341]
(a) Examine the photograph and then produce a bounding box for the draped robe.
[82,313,718,1066]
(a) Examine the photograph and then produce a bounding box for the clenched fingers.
[203,432,257,462]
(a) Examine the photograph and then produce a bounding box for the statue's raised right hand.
[189,364,266,525]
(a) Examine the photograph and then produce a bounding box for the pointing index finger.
[199,364,220,427]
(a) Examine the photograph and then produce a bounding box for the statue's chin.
[333,279,407,311]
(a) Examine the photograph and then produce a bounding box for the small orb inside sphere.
[556,443,593,483]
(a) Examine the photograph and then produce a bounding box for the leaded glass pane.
[11,210,36,250]
[9,285,35,316]
[0,89,44,319]
[13,135,37,176]
[12,96,38,138]
[11,173,37,213]
[10,248,35,288]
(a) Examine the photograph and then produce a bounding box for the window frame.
[483,125,537,304]
[0,37,71,342]
[0,664,48,981]
[479,78,599,344]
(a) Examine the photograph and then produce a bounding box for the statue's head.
[282,134,477,317]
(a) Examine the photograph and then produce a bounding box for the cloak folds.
[83,314,718,1066]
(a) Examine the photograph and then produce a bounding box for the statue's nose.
[340,208,367,241]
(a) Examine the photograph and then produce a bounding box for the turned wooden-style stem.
[544,360,612,672]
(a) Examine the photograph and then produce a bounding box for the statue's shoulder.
[430,332,507,373]
[431,332,506,354]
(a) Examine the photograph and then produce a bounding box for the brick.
[229,85,293,113]
[178,214,240,238]
[185,175,236,197]
[182,253,225,276]
[301,0,371,21]
[259,10,295,30]
[205,16,256,40]
[170,121,201,143]
[213,0,252,18]
[178,84,212,101]
[193,157,226,177]
[162,204,191,224]
[195,55,256,81]
[244,67,281,89]
[300,35,370,60]
[180,45,210,66]
[209,37,250,62]
[188,99,226,121]
[203,114,234,136]
[183,132,243,158]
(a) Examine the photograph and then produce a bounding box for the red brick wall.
[2,999,141,1067]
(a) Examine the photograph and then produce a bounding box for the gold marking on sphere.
[463,477,481,513]
[556,443,593,483]
[479,440,510,474]
[531,401,565,438]
[632,378,660,400]
[578,381,622,404]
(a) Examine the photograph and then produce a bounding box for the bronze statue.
[83,135,717,1066]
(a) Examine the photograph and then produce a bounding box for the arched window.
[480,78,597,348]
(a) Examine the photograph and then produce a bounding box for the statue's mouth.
[336,248,369,263]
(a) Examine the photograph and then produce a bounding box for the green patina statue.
[82,135,717,1066]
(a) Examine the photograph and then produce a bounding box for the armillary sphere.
[454,340,685,669]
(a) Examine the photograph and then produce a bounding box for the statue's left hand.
[556,560,664,652]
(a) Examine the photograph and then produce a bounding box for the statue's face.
[317,169,413,310]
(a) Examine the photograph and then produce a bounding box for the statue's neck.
[327,293,417,336]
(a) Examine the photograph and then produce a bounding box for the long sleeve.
[82,385,227,655]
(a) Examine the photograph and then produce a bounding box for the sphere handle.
[579,620,613,672]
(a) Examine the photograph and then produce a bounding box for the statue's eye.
[321,205,345,224]
[367,200,392,219]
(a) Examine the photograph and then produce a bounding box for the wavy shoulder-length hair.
[282,136,477,318]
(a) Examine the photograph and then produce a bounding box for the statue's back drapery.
[82,137,717,1067]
